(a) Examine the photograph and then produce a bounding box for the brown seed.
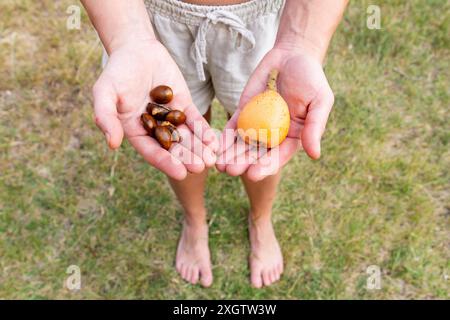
[147,103,170,120]
[154,126,172,150]
[158,120,174,127]
[150,85,173,104]
[158,120,175,129]
[146,102,155,113]
[158,121,182,143]
[141,113,157,136]
[146,102,170,114]
[166,110,186,126]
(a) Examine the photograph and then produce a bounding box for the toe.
[250,266,263,288]
[268,269,276,283]
[262,270,272,286]
[200,264,213,287]
[181,264,189,281]
[176,261,182,273]
[271,269,279,283]
[186,266,194,283]
[274,268,281,281]
[277,263,283,275]
[190,266,199,284]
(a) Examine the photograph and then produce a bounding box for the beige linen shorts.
[144,0,285,115]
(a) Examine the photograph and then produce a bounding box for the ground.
[0,0,448,299]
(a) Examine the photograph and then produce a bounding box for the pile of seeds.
[141,85,186,150]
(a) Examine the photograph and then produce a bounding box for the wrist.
[275,0,347,64]
[81,0,158,54]
[274,37,327,63]
[104,24,157,54]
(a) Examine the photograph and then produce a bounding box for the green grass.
[0,0,448,299]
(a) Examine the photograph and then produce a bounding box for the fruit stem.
[267,69,279,92]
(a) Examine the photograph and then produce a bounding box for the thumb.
[92,78,124,149]
[301,86,334,159]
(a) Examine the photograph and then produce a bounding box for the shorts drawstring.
[190,10,256,81]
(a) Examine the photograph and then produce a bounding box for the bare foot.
[176,219,213,287]
[248,215,283,288]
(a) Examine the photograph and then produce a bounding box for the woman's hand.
[93,40,218,180]
[216,46,334,181]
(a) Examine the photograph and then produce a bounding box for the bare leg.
[241,171,284,288]
[169,107,213,287]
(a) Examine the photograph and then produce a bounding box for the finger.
[119,101,198,177]
[176,125,216,168]
[301,86,334,159]
[246,137,302,182]
[225,144,265,177]
[219,56,280,171]
[217,61,274,160]
[217,110,239,156]
[92,78,124,149]
[183,104,219,153]
[223,117,301,177]
[216,136,249,172]
[216,113,239,172]
[165,89,219,153]
[238,56,281,109]
[170,143,205,174]
[128,135,187,180]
